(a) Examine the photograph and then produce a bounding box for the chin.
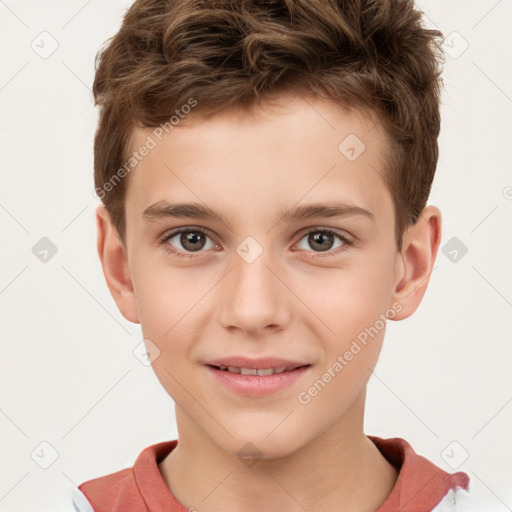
[211,420,308,462]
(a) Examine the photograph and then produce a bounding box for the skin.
[96,93,442,512]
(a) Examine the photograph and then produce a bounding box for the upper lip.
[205,357,310,370]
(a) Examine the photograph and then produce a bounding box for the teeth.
[217,366,295,375]
[256,368,274,376]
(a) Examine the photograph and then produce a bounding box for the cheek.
[131,265,210,384]
[132,260,208,336]
[300,259,394,344]
[297,257,394,389]
[297,297,388,418]
[327,284,390,347]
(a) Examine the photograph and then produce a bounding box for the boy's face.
[100,93,434,459]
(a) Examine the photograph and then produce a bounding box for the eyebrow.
[141,200,374,227]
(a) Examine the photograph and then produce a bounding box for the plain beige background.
[0,1,511,510]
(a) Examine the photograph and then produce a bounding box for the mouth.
[204,358,312,396]
[207,364,309,376]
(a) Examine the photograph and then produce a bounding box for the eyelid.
[159,225,219,244]
[294,225,354,243]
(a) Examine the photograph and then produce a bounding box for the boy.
[65,0,482,510]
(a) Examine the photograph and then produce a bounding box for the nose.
[218,247,292,336]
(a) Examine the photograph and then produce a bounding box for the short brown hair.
[92,0,445,250]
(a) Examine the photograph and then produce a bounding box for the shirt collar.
[369,435,469,512]
[132,437,470,512]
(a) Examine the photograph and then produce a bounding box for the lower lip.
[206,365,310,396]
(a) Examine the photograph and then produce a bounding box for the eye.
[161,228,217,259]
[295,228,352,257]
[159,226,353,260]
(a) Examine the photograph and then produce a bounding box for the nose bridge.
[218,239,291,332]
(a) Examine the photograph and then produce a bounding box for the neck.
[159,390,398,512]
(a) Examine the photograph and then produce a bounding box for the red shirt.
[78,436,470,512]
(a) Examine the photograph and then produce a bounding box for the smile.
[206,364,311,396]
[215,365,300,375]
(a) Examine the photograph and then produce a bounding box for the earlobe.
[390,205,442,321]
[96,204,140,324]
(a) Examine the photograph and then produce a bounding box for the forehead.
[124,94,393,228]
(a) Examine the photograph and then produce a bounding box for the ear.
[96,204,140,324]
[389,205,442,321]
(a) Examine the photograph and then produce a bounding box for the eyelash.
[159,226,354,260]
